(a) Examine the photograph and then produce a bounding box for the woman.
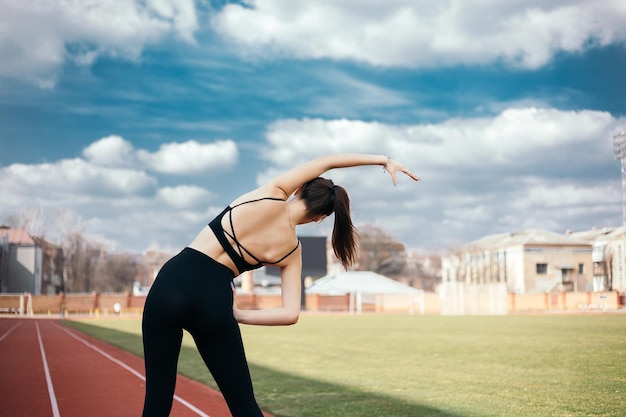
[141,154,418,417]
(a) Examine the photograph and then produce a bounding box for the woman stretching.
[141,154,419,417]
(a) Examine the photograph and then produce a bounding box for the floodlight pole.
[613,131,626,292]
[615,131,626,227]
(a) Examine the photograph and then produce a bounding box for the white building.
[570,227,626,292]
[442,227,626,294]
[442,229,593,294]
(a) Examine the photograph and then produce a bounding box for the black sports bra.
[208,197,300,274]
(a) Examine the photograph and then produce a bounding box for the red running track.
[0,318,274,417]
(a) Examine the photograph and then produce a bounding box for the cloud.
[2,110,622,253]
[306,69,412,117]
[512,178,619,210]
[258,107,624,249]
[262,108,620,173]
[138,139,239,174]
[5,1,623,89]
[157,185,214,209]
[0,136,236,250]
[83,135,137,167]
[0,0,198,86]
[212,0,626,69]
[84,136,239,174]
[0,158,157,200]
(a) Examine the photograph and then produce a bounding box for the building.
[265,236,328,281]
[442,229,594,294]
[0,227,43,293]
[0,227,64,294]
[569,227,626,292]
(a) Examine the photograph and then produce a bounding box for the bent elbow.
[283,311,299,325]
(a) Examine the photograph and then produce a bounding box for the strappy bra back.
[208,197,300,274]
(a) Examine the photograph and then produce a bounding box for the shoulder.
[230,184,289,206]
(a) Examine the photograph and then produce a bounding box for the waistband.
[180,247,236,280]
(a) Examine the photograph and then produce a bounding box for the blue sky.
[1,0,625,254]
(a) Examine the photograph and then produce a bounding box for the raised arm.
[232,154,418,325]
[268,154,419,198]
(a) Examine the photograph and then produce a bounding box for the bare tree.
[62,232,102,292]
[1,206,47,236]
[356,225,406,274]
[92,252,139,292]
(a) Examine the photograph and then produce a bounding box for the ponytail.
[300,177,358,269]
[331,185,358,269]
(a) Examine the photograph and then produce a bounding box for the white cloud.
[258,107,624,250]
[2,111,622,253]
[157,185,213,209]
[5,1,623,88]
[0,135,238,251]
[84,136,238,175]
[306,69,411,117]
[513,178,620,210]
[83,135,137,167]
[0,158,157,198]
[0,0,198,85]
[212,0,626,69]
[138,139,239,174]
[262,108,620,173]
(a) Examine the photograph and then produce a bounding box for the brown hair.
[299,177,357,269]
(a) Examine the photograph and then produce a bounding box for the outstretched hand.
[384,158,420,186]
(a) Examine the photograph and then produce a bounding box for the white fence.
[348,290,425,315]
[439,282,508,315]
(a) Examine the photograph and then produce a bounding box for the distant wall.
[508,291,621,313]
[0,290,622,316]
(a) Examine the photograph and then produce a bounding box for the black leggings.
[141,247,263,417]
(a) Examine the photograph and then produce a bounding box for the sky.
[1,0,625,254]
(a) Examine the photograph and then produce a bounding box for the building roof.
[306,270,421,295]
[465,229,590,251]
[0,227,35,246]
[606,226,626,239]
[567,227,617,243]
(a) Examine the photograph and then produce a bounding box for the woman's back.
[189,191,299,275]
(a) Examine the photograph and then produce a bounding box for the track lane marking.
[54,323,211,417]
[0,321,21,342]
[36,321,61,417]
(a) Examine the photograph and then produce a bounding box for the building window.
[578,264,584,274]
[536,263,547,274]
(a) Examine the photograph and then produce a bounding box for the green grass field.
[64,314,626,417]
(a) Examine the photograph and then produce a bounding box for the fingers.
[385,159,420,184]
[394,166,420,183]
[404,169,420,181]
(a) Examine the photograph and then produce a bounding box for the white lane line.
[54,323,210,417]
[0,321,21,342]
[36,321,61,417]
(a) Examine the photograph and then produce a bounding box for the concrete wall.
[522,246,593,293]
